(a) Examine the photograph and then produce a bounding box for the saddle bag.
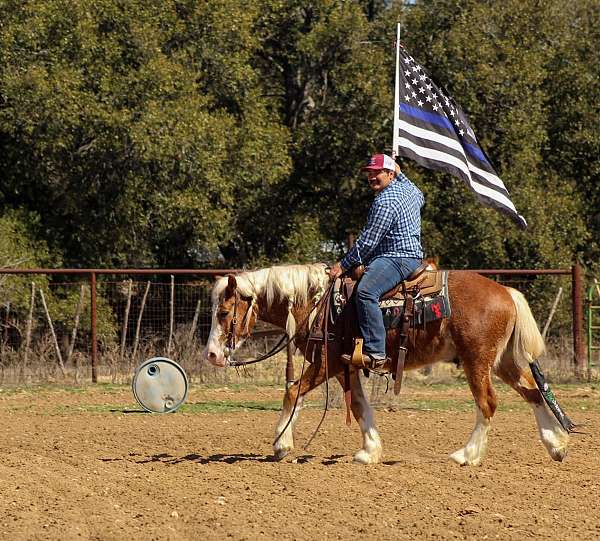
[382,293,451,330]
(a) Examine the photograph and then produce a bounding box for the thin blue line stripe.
[399,103,454,131]
[464,141,488,165]
[400,104,492,169]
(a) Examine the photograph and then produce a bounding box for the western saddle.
[312,261,444,396]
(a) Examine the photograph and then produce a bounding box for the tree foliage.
[0,0,597,274]
[0,0,290,267]
[0,209,57,312]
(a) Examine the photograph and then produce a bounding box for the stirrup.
[341,353,388,370]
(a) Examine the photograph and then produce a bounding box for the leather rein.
[224,284,333,368]
[222,278,345,448]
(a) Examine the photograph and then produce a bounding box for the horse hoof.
[353,449,378,464]
[449,448,482,466]
[273,448,290,461]
[549,446,568,462]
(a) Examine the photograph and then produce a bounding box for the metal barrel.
[132,357,189,413]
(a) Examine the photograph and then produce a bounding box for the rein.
[225,282,332,368]
[272,278,337,449]
[221,277,339,450]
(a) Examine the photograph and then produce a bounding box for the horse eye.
[218,311,229,319]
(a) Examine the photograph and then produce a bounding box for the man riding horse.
[329,153,424,369]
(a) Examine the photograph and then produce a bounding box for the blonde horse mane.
[213,263,329,337]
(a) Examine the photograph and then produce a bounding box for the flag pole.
[392,22,401,160]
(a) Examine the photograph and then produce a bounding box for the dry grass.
[0,326,594,386]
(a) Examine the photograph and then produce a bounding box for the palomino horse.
[204,263,571,466]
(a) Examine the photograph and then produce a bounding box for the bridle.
[223,290,255,360]
[221,281,335,368]
[222,288,299,367]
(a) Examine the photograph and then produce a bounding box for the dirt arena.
[0,381,599,540]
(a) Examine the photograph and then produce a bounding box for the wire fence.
[0,271,293,385]
[0,266,589,385]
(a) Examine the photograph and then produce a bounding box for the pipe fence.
[0,265,588,383]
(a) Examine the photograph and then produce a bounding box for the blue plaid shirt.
[341,173,424,270]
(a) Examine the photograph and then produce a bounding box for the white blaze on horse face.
[205,301,228,367]
[205,295,251,367]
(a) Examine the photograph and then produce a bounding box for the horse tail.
[506,287,545,363]
[503,287,576,437]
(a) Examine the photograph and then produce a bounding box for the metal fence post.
[90,272,97,383]
[572,264,585,378]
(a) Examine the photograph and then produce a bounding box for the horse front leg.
[335,370,383,464]
[273,360,331,461]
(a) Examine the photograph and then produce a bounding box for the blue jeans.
[355,256,422,359]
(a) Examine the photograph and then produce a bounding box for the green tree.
[0,209,58,312]
[235,0,394,264]
[0,0,596,274]
[0,0,290,267]
[543,0,600,271]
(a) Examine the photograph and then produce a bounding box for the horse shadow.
[127,452,360,466]
[100,450,405,466]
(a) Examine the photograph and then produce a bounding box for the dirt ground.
[0,380,599,540]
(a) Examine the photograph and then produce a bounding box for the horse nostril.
[207,351,218,362]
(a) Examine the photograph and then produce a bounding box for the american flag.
[394,44,527,229]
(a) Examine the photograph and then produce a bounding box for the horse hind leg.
[499,286,569,461]
[495,350,569,462]
[449,354,497,466]
[335,370,382,464]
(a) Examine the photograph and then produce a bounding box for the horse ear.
[225,274,237,297]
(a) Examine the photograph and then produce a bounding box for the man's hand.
[328,262,344,280]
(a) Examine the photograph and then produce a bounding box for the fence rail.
[0,265,587,382]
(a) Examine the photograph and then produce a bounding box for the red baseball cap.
[361,153,396,171]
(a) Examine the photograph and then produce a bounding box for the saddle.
[338,262,443,304]
[316,263,451,395]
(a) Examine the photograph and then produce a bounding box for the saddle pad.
[381,294,451,329]
[330,271,451,329]
[380,271,451,330]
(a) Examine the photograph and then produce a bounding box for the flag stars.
[397,51,523,230]
[405,82,411,89]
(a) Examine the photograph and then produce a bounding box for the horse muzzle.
[204,346,229,367]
